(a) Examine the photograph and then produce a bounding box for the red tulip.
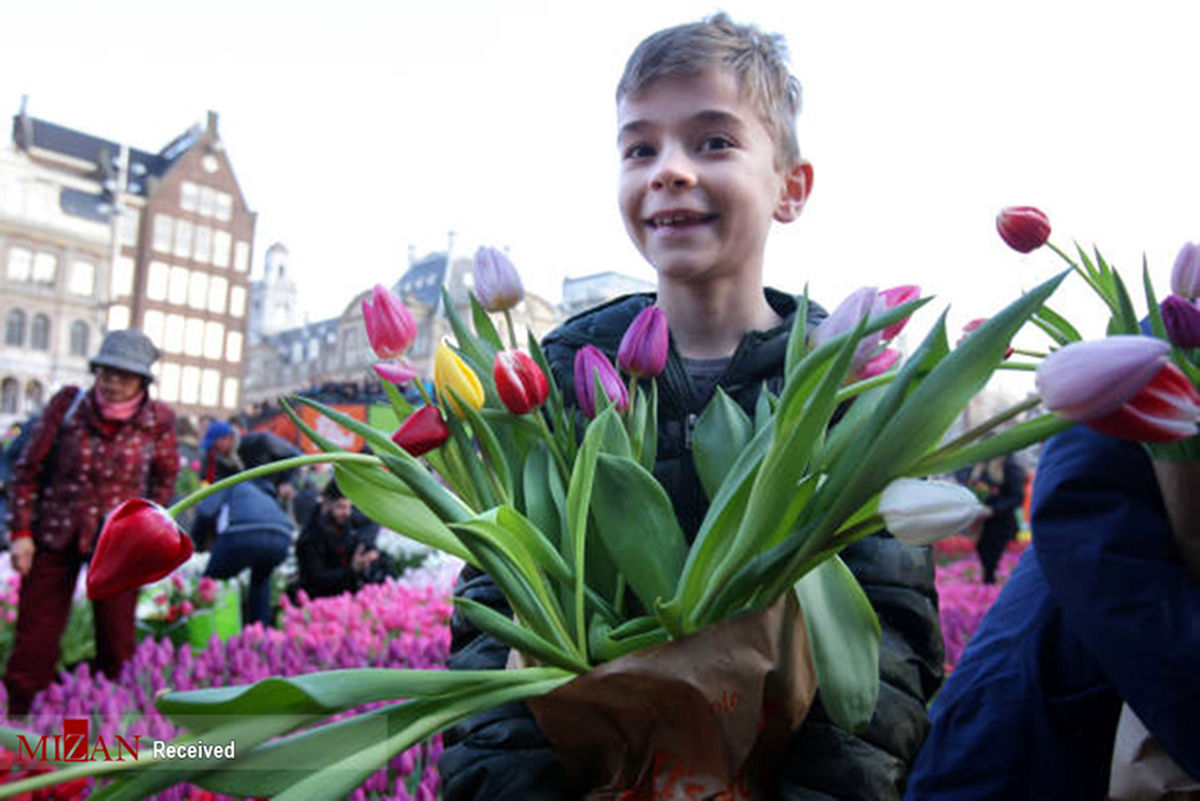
[996,206,1051,253]
[1085,362,1200,443]
[86,499,194,601]
[494,349,550,415]
[362,284,417,359]
[392,405,450,457]
[876,285,921,341]
[618,306,670,378]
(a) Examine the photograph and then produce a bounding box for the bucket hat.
[89,329,159,381]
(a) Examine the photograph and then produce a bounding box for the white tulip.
[878,478,985,546]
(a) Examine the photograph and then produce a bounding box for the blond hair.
[616,12,802,166]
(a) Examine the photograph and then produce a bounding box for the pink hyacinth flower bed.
[1,577,454,800]
[934,535,1028,674]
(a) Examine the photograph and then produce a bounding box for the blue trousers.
[205,530,290,626]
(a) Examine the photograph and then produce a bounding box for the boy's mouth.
[646,210,718,229]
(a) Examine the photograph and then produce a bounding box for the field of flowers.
[0,538,1019,798]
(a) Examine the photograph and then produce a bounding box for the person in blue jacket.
[905,423,1200,799]
[199,432,300,627]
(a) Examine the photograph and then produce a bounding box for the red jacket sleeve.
[7,387,79,534]
[146,401,180,507]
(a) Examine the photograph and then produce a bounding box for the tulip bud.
[959,317,1014,359]
[855,348,900,381]
[494,349,550,415]
[618,306,669,378]
[86,499,194,601]
[1161,294,1200,350]
[879,478,986,546]
[372,362,419,385]
[473,246,525,312]
[573,345,629,418]
[391,405,450,457]
[808,286,881,375]
[434,344,485,417]
[1036,336,1200,443]
[362,284,417,359]
[996,206,1051,253]
[876,285,921,341]
[1170,242,1200,299]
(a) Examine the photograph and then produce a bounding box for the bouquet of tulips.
[3,236,1163,799]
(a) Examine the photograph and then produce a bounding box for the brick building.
[0,101,254,428]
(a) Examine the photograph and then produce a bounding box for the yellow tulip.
[434,344,485,416]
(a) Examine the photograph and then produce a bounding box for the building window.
[200,368,220,406]
[6,248,31,282]
[193,225,212,264]
[25,380,43,413]
[215,192,233,222]
[30,314,50,350]
[203,321,224,360]
[142,310,165,346]
[180,181,199,213]
[1,378,17,413]
[212,230,231,268]
[180,365,200,404]
[199,187,216,218]
[222,376,239,409]
[184,317,204,357]
[121,213,139,247]
[229,286,246,318]
[69,321,89,356]
[153,214,173,253]
[226,330,243,362]
[233,241,250,273]
[107,305,130,331]
[168,266,189,305]
[173,219,193,260]
[159,362,180,403]
[164,313,185,353]
[207,276,227,314]
[111,256,134,297]
[188,270,208,309]
[69,261,95,296]
[147,261,169,301]
[32,253,57,286]
[5,310,25,346]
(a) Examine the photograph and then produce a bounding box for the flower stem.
[416,380,435,408]
[1011,347,1047,358]
[995,362,1038,371]
[167,452,380,518]
[834,371,896,404]
[921,394,1042,464]
[504,309,519,350]
[1047,240,1119,316]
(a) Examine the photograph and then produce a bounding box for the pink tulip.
[1036,336,1200,442]
[372,361,420,385]
[808,286,881,374]
[573,345,629,418]
[1160,294,1200,349]
[1170,242,1200,299]
[362,284,417,359]
[996,206,1051,253]
[473,246,525,312]
[618,306,669,378]
[876,285,921,341]
[855,348,900,380]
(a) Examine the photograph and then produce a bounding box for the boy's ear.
[774,160,813,223]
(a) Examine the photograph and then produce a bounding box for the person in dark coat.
[294,479,387,599]
[959,453,1027,583]
[905,424,1200,799]
[200,432,299,627]
[3,330,179,715]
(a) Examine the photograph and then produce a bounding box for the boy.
[440,14,943,799]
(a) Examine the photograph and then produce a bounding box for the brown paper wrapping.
[526,594,816,800]
[1151,458,1200,579]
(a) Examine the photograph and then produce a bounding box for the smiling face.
[617,68,811,287]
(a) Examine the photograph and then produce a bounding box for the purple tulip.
[573,345,629,418]
[1036,336,1170,422]
[1171,242,1200,299]
[618,306,669,378]
[1161,294,1200,349]
[808,286,881,374]
[362,284,417,359]
[473,246,525,312]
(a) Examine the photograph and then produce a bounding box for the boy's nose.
[649,152,696,191]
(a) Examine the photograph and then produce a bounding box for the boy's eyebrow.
[617,109,749,143]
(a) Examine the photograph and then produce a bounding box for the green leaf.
[456,393,515,503]
[692,388,753,500]
[907,413,1073,477]
[793,556,881,733]
[1108,266,1141,335]
[1032,304,1082,345]
[1144,259,1168,341]
[590,454,688,613]
[441,287,493,378]
[378,375,416,423]
[455,597,590,672]
[522,441,564,547]
[291,395,407,461]
[639,380,659,472]
[470,292,505,352]
[784,285,811,378]
[753,383,774,435]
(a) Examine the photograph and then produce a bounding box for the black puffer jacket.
[438,289,945,800]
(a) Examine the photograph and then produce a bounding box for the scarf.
[94,389,145,421]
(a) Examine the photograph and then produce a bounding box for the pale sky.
[4,1,1199,396]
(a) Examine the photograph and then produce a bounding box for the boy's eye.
[622,143,655,160]
[699,135,735,152]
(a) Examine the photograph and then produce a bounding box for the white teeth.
[652,213,707,226]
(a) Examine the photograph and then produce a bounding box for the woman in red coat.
[3,330,179,716]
